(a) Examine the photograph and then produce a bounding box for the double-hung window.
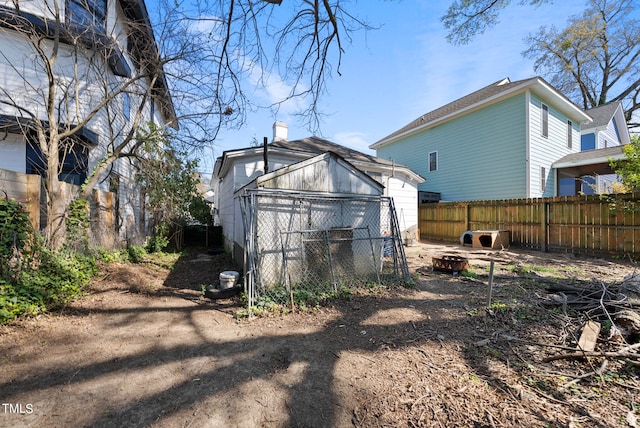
[428,151,438,172]
[67,0,107,31]
[541,104,549,138]
[123,92,131,122]
[567,120,572,149]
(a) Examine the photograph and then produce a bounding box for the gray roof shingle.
[553,145,626,166]
[374,77,541,144]
[270,136,396,166]
[582,101,622,129]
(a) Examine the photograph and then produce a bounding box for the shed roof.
[215,136,425,183]
[271,136,392,166]
[271,137,424,183]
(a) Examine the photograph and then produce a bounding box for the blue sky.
[183,0,589,174]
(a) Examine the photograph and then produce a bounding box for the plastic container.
[219,271,239,289]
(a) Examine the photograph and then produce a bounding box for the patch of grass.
[487,302,512,313]
[461,270,478,279]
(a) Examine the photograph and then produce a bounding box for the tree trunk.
[41,128,67,250]
[44,164,67,250]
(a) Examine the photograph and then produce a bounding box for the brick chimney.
[272,121,288,142]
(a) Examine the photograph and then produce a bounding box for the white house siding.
[0,1,57,19]
[219,152,304,255]
[257,155,381,195]
[0,1,165,245]
[0,133,26,172]
[215,170,237,253]
[233,152,305,190]
[377,95,527,202]
[0,32,44,119]
[385,175,417,234]
[528,94,581,198]
[597,119,622,149]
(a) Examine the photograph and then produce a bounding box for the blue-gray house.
[370,77,593,202]
[552,101,630,196]
[581,101,630,151]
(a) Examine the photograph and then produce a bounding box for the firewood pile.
[541,272,640,365]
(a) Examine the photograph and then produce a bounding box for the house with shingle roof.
[581,101,630,151]
[0,0,177,243]
[213,123,424,259]
[554,101,630,195]
[370,77,594,201]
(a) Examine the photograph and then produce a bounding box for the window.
[567,120,572,149]
[428,151,438,172]
[26,136,90,186]
[541,104,549,138]
[123,92,131,121]
[540,166,546,192]
[67,0,107,30]
[150,100,155,123]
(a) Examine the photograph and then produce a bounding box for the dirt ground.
[1,241,639,427]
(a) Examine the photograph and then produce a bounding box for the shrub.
[65,199,90,252]
[0,198,31,281]
[0,199,98,324]
[127,245,147,263]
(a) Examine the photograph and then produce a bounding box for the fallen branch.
[543,349,639,362]
[559,359,608,391]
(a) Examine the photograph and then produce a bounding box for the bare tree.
[0,0,372,249]
[157,0,374,136]
[523,0,640,128]
[0,0,172,248]
[441,0,551,45]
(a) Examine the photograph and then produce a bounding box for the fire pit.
[432,255,468,273]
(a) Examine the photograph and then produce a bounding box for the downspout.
[525,91,531,198]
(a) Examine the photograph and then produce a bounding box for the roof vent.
[497,77,511,86]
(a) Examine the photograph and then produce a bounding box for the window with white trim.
[541,166,546,192]
[541,104,549,138]
[428,151,438,172]
[567,120,572,148]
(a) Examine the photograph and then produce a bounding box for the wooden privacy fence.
[419,193,640,256]
[0,168,41,228]
[1,168,117,248]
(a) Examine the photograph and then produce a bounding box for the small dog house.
[472,230,510,250]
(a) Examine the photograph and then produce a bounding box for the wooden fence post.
[465,203,471,231]
[540,199,548,252]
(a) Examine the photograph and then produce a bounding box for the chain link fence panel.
[240,190,409,310]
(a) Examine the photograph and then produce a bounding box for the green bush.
[0,198,31,281]
[145,224,169,253]
[0,247,97,323]
[65,199,90,252]
[0,198,98,324]
[127,245,147,263]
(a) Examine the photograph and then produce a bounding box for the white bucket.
[219,271,239,289]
